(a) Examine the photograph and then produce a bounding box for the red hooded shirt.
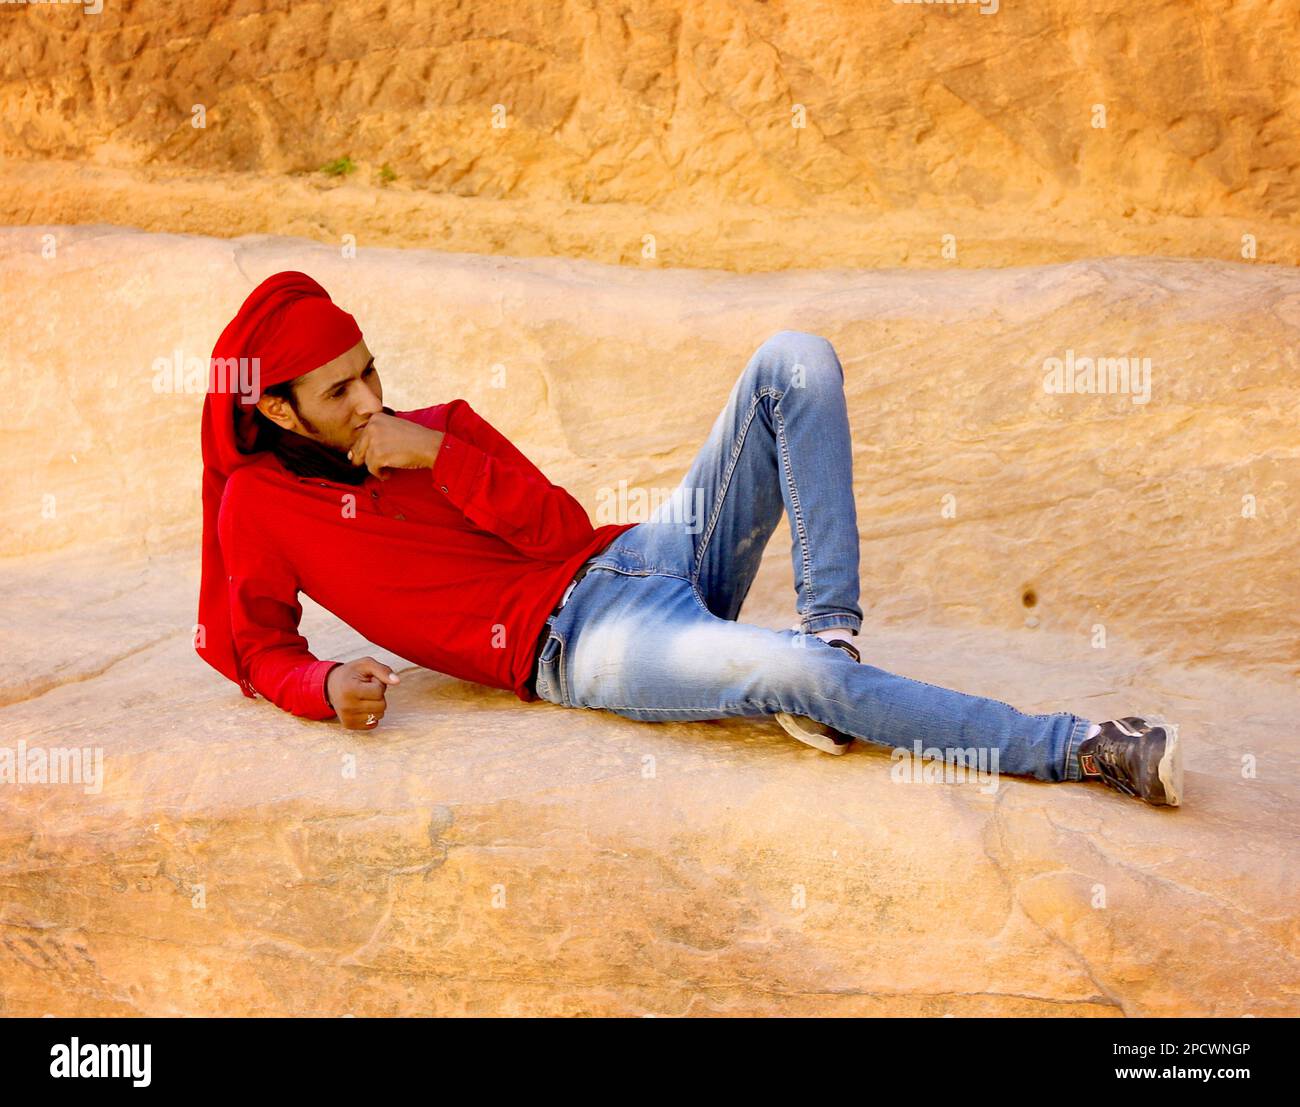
[196,271,635,718]
[219,398,636,718]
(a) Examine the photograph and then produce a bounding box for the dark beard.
[270,405,396,486]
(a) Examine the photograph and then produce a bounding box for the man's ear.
[256,392,299,432]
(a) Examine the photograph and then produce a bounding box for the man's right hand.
[326,657,400,729]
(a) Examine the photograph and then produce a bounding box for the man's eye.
[332,367,373,397]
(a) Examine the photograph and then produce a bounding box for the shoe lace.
[1090,728,1141,796]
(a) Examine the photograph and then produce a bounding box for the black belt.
[526,558,598,695]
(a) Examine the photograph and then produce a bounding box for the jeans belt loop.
[531,557,596,694]
[559,577,579,609]
[558,556,596,613]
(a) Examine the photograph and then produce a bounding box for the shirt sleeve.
[429,398,598,560]
[220,483,340,721]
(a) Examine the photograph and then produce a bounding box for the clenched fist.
[347,411,443,480]
[326,657,401,729]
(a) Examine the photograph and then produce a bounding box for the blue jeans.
[533,330,1093,783]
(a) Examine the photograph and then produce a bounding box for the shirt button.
[395,513,405,521]
[370,490,379,498]
[440,485,448,493]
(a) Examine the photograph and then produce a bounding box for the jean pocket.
[535,630,566,705]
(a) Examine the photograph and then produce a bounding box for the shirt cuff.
[431,430,488,501]
[306,659,342,718]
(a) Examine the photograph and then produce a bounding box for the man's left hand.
[348,412,443,480]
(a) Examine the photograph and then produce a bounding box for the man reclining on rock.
[196,271,1183,807]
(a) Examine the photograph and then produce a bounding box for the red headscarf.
[196,271,363,696]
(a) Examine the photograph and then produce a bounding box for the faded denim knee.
[755,329,845,391]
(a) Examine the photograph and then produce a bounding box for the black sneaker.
[1078,716,1183,807]
[775,637,861,755]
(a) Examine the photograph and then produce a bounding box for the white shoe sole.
[1116,714,1183,806]
[777,626,859,754]
[1145,715,1183,807]
[775,711,852,755]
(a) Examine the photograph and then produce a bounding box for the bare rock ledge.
[0,227,1296,1015]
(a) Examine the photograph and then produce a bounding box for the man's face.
[256,339,383,452]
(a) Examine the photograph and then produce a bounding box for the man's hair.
[248,376,303,451]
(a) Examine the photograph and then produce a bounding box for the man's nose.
[355,386,382,416]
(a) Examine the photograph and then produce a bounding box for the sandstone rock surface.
[0,226,1296,1015]
[3,0,1299,269]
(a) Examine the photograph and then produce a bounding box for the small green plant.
[378,163,397,184]
[319,155,357,177]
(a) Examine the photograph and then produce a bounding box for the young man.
[197,271,1183,808]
